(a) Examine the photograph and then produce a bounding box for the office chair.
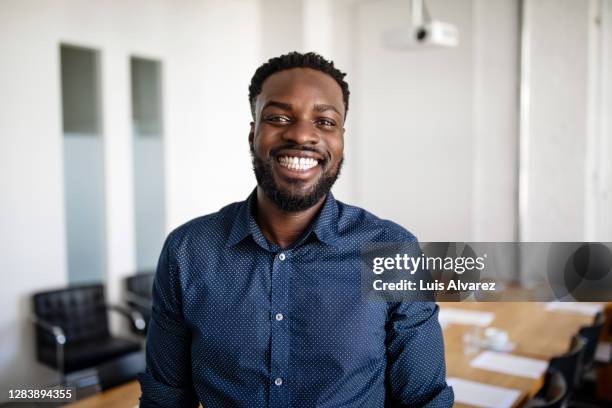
[124,272,154,334]
[548,335,586,394]
[31,283,145,385]
[525,369,569,408]
[577,312,605,373]
[568,312,609,407]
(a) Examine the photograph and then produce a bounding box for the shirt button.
[274,377,283,386]
[275,313,284,321]
[278,253,286,261]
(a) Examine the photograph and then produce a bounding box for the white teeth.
[278,156,319,171]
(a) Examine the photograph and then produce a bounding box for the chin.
[275,176,319,192]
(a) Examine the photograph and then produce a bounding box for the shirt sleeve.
[384,301,454,407]
[138,232,199,408]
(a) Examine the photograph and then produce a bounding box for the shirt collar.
[311,191,340,247]
[226,188,340,249]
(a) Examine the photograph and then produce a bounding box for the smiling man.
[139,52,453,407]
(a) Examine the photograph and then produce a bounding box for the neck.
[255,186,326,249]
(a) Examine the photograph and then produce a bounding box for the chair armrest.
[30,315,67,383]
[106,303,146,331]
[124,291,153,310]
[30,315,66,345]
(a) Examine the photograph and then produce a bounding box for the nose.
[281,119,320,145]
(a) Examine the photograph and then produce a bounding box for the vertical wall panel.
[60,45,106,284]
[131,57,165,272]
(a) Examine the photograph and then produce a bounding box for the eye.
[264,114,291,124]
[316,118,337,128]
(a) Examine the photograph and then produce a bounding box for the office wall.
[520,0,612,243]
[260,0,304,60]
[518,0,612,284]
[321,0,520,242]
[521,0,590,242]
[273,0,610,246]
[603,0,612,242]
[0,0,259,392]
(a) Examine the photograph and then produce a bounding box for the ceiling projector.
[383,0,459,49]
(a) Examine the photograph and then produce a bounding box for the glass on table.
[462,325,483,356]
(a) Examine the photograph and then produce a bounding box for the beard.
[250,143,343,212]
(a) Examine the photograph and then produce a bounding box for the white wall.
[520,0,590,241]
[520,0,612,243]
[0,0,259,393]
[518,0,612,284]
[308,0,609,246]
[327,0,519,242]
[602,0,612,241]
[260,0,304,60]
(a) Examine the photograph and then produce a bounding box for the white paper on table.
[595,342,612,363]
[447,377,521,408]
[544,302,603,316]
[438,308,494,327]
[470,351,547,379]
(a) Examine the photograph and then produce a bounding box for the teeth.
[278,156,319,171]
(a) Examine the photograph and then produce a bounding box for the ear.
[248,121,255,145]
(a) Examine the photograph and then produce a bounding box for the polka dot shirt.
[138,189,454,407]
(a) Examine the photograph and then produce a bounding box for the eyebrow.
[262,101,292,111]
[314,104,341,116]
[262,100,342,116]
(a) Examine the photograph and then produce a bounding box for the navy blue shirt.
[139,189,453,407]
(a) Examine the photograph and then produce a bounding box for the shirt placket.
[269,250,291,407]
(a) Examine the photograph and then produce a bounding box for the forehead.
[257,68,344,114]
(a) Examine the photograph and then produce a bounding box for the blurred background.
[1,0,611,406]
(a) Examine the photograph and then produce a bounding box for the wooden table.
[68,302,600,408]
[441,302,599,407]
[68,380,141,408]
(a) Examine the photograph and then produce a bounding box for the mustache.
[269,144,330,164]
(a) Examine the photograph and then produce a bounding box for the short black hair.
[248,51,350,120]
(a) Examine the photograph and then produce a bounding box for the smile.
[277,156,319,171]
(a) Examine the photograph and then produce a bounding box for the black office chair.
[526,369,569,408]
[124,272,154,334]
[577,312,605,374]
[31,283,145,384]
[567,313,608,407]
[548,335,587,395]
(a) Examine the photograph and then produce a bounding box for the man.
[139,52,453,407]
